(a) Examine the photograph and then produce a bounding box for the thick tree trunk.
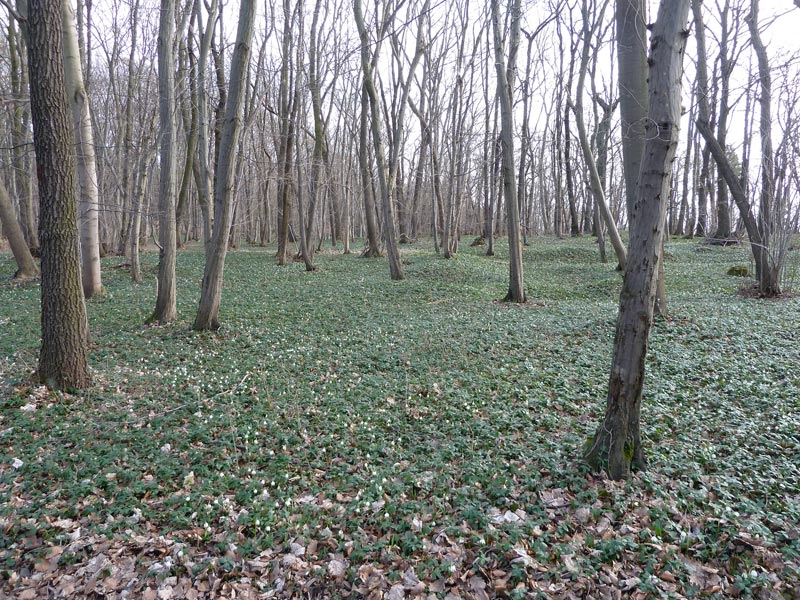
[0,178,38,280]
[194,0,256,331]
[585,0,690,480]
[150,0,178,324]
[62,0,102,298]
[28,0,91,390]
[492,0,525,303]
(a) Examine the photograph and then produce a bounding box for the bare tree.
[585,0,691,479]
[193,0,257,330]
[353,0,425,280]
[696,0,785,296]
[572,0,627,269]
[491,0,526,302]
[150,0,178,324]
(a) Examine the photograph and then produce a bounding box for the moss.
[727,265,749,277]
[623,440,635,463]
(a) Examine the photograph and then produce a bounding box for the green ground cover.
[1,237,798,598]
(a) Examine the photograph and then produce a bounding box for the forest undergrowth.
[1,237,798,598]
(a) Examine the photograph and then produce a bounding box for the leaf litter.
[0,238,799,597]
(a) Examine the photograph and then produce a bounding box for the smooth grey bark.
[573,0,627,270]
[615,0,667,313]
[491,0,525,302]
[193,0,256,331]
[192,0,217,249]
[691,0,713,238]
[353,0,416,281]
[357,85,381,257]
[0,177,38,280]
[746,0,782,295]
[275,0,298,266]
[616,0,648,220]
[304,0,327,263]
[585,0,690,480]
[711,0,737,242]
[130,142,153,284]
[175,19,198,246]
[675,85,695,235]
[28,0,91,390]
[7,17,39,253]
[62,0,102,298]
[117,0,140,255]
[592,95,618,261]
[150,0,178,324]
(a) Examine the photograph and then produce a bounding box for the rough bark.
[150,0,178,324]
[585,0,690,480]
[194,0,256,331]
[28,0,91,390]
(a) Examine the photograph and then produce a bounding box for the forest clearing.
[1,238,798,598]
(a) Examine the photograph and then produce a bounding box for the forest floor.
[1,237,799,599]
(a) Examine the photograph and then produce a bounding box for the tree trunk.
[585,0,690,480]
[573,0,627,270]
[616,0,648,220]
[194,0,256,331]
[150,0,178,324]
[130,143,152,284]
[117,0,140,256]
[62,0,102,298]
[491,0,525,303]
[358,84,381,257]
[353,0,405,281]
[28,0,91,390]
[747,0,781,296]
[0,178,39,280]
[8,18,39,253]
